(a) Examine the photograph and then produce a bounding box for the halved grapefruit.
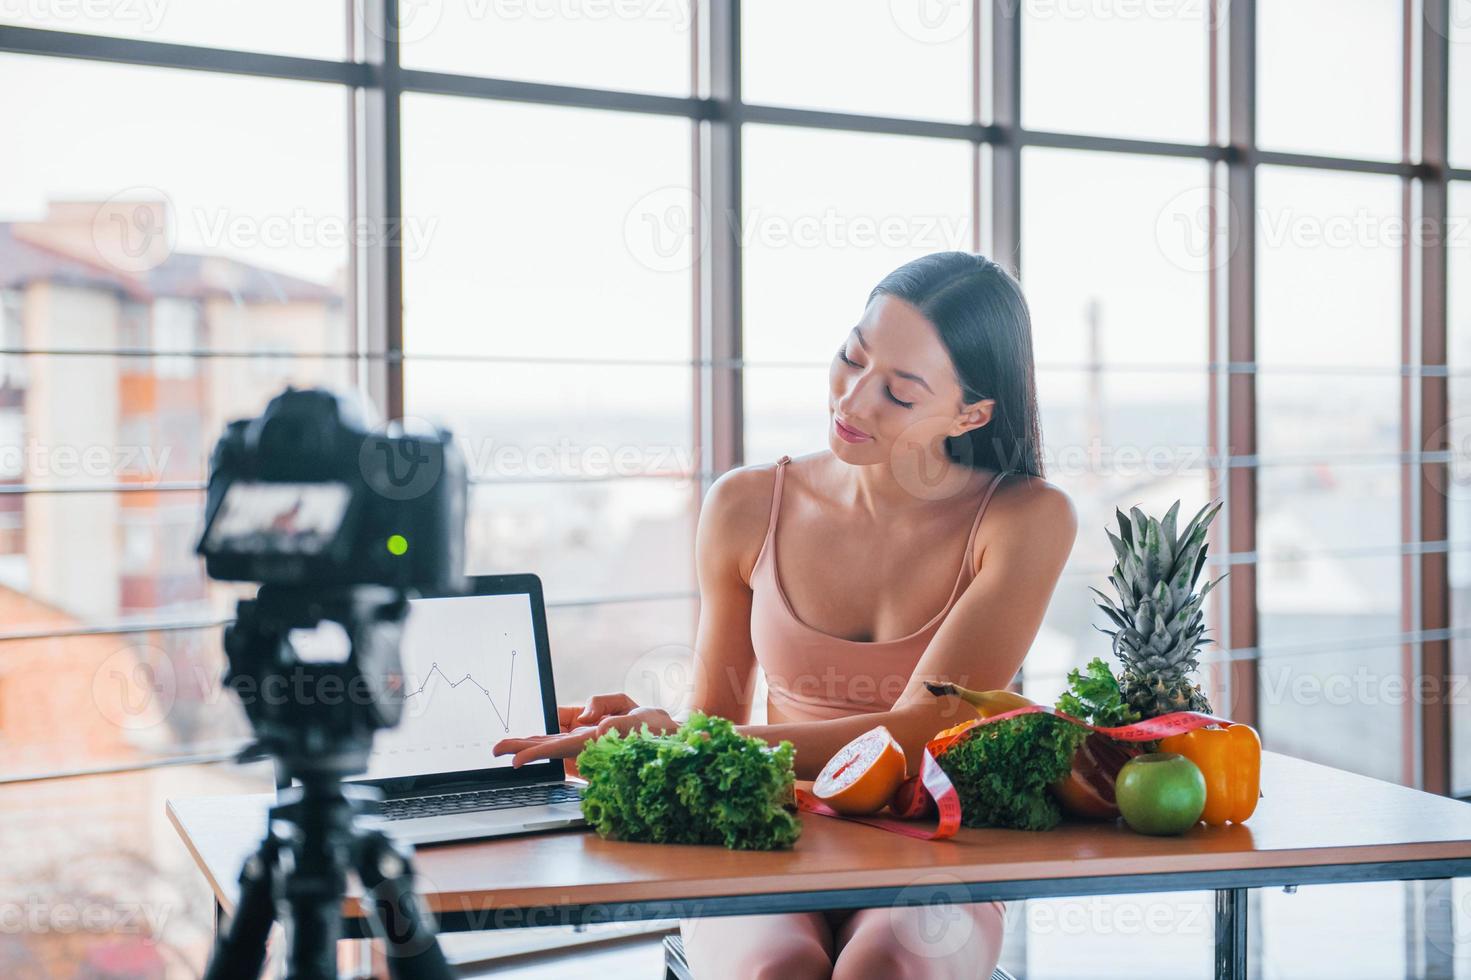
[812,726,908,816]
[1051,731,1144,820]
[889,774,936,819]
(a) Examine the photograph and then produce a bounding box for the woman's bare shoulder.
[988,472,1076,523]
[972,472,1078,567]
[699,458,793,584]
[703,451,828,519]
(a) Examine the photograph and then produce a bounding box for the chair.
[661,933,1017,979]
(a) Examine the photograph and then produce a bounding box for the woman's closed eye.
[837,345,915,409]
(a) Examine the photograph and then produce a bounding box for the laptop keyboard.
[380,783,584,822]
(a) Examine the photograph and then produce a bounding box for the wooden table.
[169,751,1471,979]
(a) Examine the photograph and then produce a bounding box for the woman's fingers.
[575,692,639,725]
[556,704,582,733]
[491,714,659,768]
[493,730,591,768]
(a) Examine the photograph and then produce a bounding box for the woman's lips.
[833,416,872,443]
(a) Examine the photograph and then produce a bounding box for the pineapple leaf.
[1116,507,1134,549]
[1089,588,1132,630]
[1198,573,1227,599]
[1179,500,1223,553]
[1160,499,1181,550]
[1107,572,1130,604]
[1095,497,1226,720]
[1191,541,1210,588]
[1129,507,1148,544]
[1144,520,1171,585]
[1123,550,1148,601]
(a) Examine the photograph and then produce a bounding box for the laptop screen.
[357,590,554,783]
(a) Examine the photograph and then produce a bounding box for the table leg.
[1215,887,1248,980]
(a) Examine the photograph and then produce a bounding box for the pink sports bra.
[748,454,1007,722]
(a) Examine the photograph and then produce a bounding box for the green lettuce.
[935,713,1090,831]
[575,711,802,850]
[1055,656,1141,729]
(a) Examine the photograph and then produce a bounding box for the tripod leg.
[203,836,279,980]
[353,830,455,980]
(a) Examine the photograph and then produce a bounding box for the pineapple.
[1091,500,1226,719]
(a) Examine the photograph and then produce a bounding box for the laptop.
[278,573,587,845]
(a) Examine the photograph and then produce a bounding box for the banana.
[923,680,1035,719]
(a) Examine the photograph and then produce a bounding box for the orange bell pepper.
[1158,723,1261,825]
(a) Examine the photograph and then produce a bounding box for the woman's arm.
[681,466,766,724]
[491,466,768,765]
[494,476,1076,777]
[737,479,1079,779]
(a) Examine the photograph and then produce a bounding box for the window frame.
[0,2,1465,797]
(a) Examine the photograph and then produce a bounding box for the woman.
[494,252,1077,978]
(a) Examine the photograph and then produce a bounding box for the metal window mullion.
[0,589,700,645]
[1017,623,1471,674]
[990,0,1022,273]
[0,24,369,84]
[399,67,706,117]
[970,0,984,255]
[1402,0,1422,793]
[1225,0,1259,730]
[699,0,742,484]
[1419,0,1453,797]
[354,0,403,420]
[0,750,247,787]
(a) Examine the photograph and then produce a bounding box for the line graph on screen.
[403,654,516,731]
[365,621,545,779]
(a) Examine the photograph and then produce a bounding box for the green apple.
[1115,752,1207,836]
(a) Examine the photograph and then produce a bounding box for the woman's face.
[828,294,992,465]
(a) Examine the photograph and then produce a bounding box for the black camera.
[196,387,463,980]
[197,386,466,594]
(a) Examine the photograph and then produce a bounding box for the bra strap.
[963,470,1009,559]
[765,455,793,539]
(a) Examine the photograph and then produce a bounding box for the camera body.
[196,388,462,979]
[197,387,466,594]
[196,386,467,778]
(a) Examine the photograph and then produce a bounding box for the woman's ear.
[951,398,995,437]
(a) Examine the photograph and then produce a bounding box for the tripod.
[201,587,455,980]
[203,774,452,980]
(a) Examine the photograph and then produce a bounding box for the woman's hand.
[493,694,679,770]
[568,692,641,727]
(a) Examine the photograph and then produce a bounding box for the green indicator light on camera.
[386,534,409,556]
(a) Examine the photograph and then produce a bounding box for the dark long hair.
[868,252,1044,478]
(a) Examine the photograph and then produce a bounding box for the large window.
[0,55,352,779]
[0,0,1466,974]
[742,124,974,463]
[400,94,700,702]
[1257,0,1403,161]
[1017,146,1214,703]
